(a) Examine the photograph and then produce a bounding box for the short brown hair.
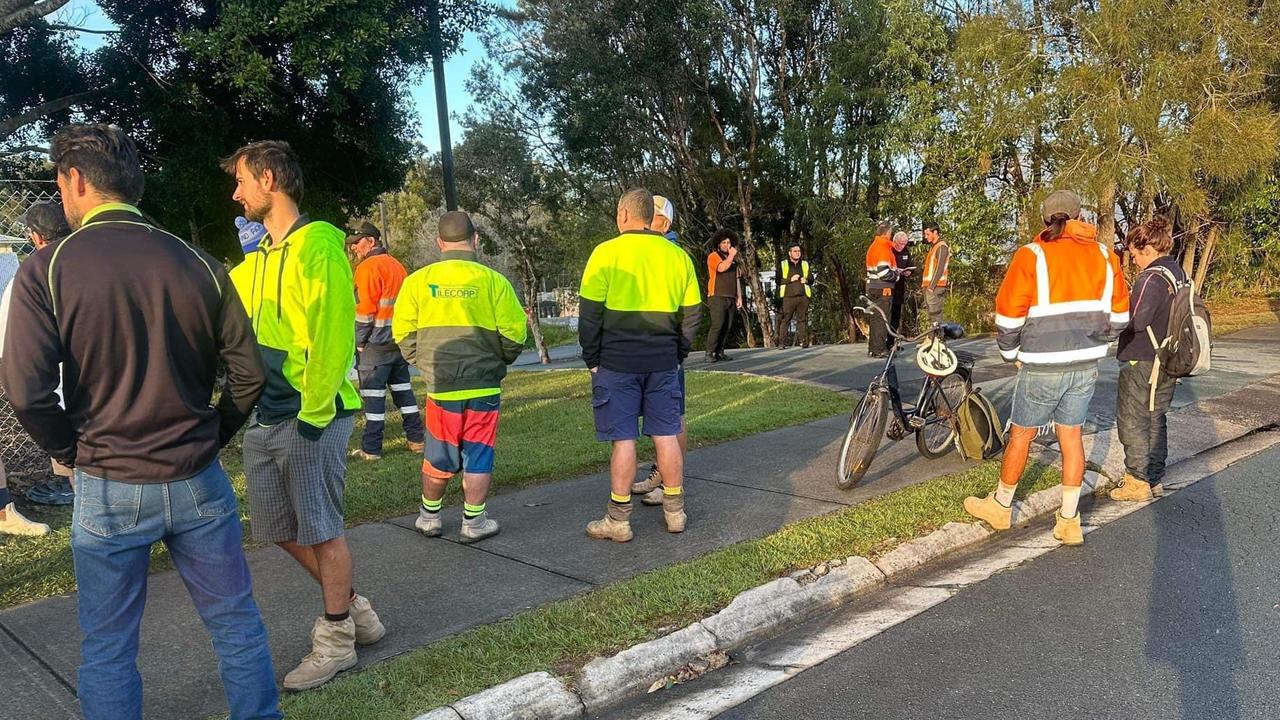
[618,188,654,225]
[1126,216,1174,254]
[220,140,304,202]
[50,124,145,203]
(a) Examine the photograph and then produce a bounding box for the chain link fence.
[1,179,59,478]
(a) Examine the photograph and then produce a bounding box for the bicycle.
[836,296,974,489]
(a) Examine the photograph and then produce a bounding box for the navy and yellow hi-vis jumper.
[579,230,703,373]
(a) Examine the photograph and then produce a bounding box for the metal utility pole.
[428,0,458,210]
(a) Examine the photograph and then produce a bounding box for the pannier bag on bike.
[956,389,1004,461]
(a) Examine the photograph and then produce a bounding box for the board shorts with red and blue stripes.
[422,394,501,478]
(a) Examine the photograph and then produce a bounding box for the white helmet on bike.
[916,337,958,376]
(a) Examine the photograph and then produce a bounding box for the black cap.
[19,202,71,242]
[345,220,381,245]
[438,211,476,243]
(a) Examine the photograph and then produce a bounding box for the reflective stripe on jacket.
[778,259,811,298]
[923,241,950,288]
[865,234,898,292]
[994,220,1130,367]
[392,249,527,400]
[229,218,361,429]
[354,247,407,348]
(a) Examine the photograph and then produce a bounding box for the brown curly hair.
[1126,216,1174,254]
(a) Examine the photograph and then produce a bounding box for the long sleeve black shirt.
[1,206,265,482]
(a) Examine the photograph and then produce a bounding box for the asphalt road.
[716,443,1280,720]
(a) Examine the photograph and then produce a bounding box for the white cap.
[653,195,675,224]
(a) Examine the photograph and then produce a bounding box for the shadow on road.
[1148,476,1243,720]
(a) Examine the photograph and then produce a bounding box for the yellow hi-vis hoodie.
[229,217,361,434]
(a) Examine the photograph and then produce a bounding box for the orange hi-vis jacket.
[922,241,950,288]
[354,247,408,349]
[995,219,1130,367]
[865,234,898,294]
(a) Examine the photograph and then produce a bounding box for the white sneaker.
[415,507,442,537]
[0,502,49,537]
[460,512,500,543]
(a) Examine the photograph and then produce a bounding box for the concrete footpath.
[4,326,1279,719]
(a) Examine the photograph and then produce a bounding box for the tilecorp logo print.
[429,284,480,299]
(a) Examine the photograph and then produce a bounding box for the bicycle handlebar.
[853,295,964,344]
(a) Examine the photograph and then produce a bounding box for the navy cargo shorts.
[591,367,684,441]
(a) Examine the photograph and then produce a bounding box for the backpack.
[1143,266,1212,379]
[955,389,1005,461]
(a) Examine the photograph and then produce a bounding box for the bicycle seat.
[941,323,965,340]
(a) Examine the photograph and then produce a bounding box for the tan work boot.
[963,493,1012,531]
[1053,511,1084,546]
[640,487,664,506]
[349,594,385,646]
[632,465,662,495]
[283,617,358,691]
[0,502,50,537]
[586,501,633,543]
[406,440,425,454]
[663,492,686,533]
[1109,473,1154,503]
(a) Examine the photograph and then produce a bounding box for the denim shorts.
[1010,364,1098,429]
[591,367,684,441]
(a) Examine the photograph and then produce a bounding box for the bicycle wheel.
[915,369,973,459]
[837,388,890,489]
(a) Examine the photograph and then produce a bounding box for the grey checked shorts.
[243,414,355,546]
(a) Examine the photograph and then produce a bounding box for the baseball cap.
[19,202,71,242]
[1041,190,1082,222]
[653,195,675,225]
[235,216,268,253]
[345,220,381,245]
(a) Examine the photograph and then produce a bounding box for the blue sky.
[59,0,489,153]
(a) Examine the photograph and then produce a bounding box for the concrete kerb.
[574,622,718,714]
[451,672,584,720]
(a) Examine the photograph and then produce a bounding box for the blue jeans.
[72,460,281,720]
[1009,364,1098,430]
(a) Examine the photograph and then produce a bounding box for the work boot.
[283,617,357,691]
[640,487,664,506]
[0,503,49,537]
[406,440,425,454]
[349,594,385,646]
[349,449,381,462]
[663,492,687,533]
[963,493,1012,531]
[1053,511,1084,546]
[460,512,500,543]
[586,501,633,543]
[415,507,443,537]
[1109,473,1154,503]
[632,465,662,495]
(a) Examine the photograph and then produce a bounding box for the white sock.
[1061,486,1082,518]
[994,482,1017,507]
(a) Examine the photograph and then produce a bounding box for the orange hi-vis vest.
[995,220,1130,367]
[922,241,950,288]
[354,247,408,347]
[865,234,897,293]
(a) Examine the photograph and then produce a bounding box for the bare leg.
[1055,423,1085,488]
[611,440,638,498]
[1000,425,1038,486]
[312,537,354,615]
[461,473,492,506]
[278,540,321,583]
[421,472,450,504]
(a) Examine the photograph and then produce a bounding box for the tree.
[1,1,489,259]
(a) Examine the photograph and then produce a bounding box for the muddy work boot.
[283,617,358,691]
[349,594,385,646]
[0,503,50,537]
[414,507,443,537]
[641,487,665,506]
[662,491,687,534]
[1109,473,1155,503]
[460,512,501,543]
[1053,511,1084,546]
[586,500,634,543]
[632,465,662,495]
[963,493,1013,531]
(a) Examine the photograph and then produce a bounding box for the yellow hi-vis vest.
[778,260,811,298]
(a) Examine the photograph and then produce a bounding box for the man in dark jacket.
[775,242,813,348]
[890,231,914,337]
[2,124,279,720]
[1111,217,1184,503]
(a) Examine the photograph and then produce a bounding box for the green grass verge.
[525,323,578,349]
[0,370,845,608]
[278,460,1061,720]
